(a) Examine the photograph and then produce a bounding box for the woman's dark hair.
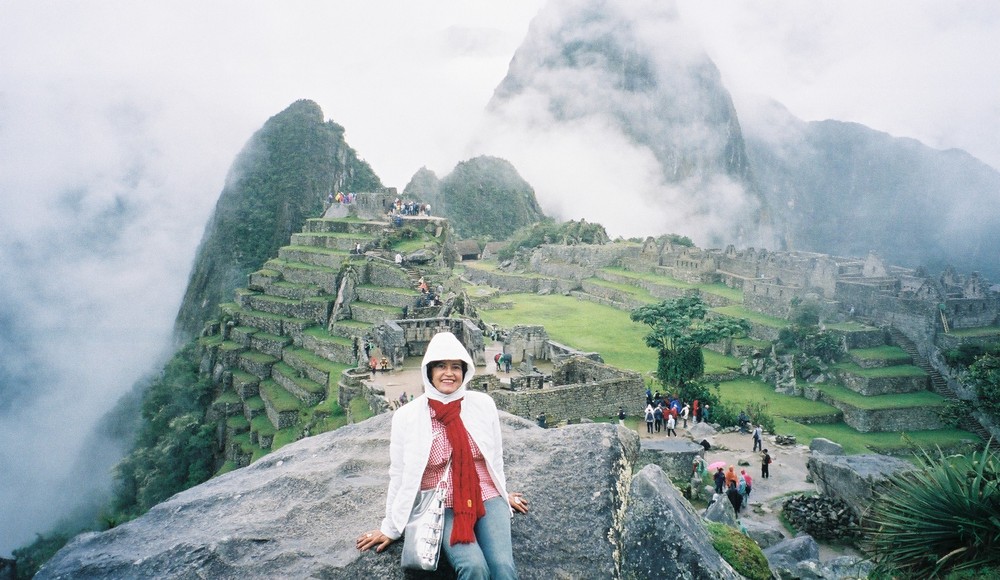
[426,359,468,384]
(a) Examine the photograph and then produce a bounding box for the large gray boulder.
[639,438,705,480]
[808,438,844,456]
[764,535,821,579]
[621,465,742,580]
[41,411,692,579]
[806,453,915,522]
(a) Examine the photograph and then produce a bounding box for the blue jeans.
[441,496,517,580]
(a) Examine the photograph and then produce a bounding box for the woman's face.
[430,359,464,395]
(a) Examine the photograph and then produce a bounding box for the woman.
[356,332,529,578]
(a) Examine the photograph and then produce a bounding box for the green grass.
[717,378,840,420]
[271,426,300,450]
[349,396,375,422]
[260,379,301,412]
[226,415,249,431]
[703,350,743,376]
[712,305,789,329]
[213,390,241,406]
[706,522,771,580]
[826,320,878,332]
[303,326,354,346]
[849,345,911,362]
[772,418,983,456]
[250,414,276,436]
[599,266,744,302]
[273,362,325,396]
[833,361,927,378]
[240,350,278,364]
[479,293,656,373]
[812,382,946,410]
[948,326,1000,338]
[583,277,658,304]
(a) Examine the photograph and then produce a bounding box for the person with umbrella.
[712,466,726,494]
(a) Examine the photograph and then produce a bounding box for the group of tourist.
[713,466,754,515]
[326,191,356,207]
[640,389,712,436]
[386,197,430,217]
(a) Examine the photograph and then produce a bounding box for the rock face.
[39,411,735,579]
[621,465,742,580]
[173,99,383,339]
[806,453,915,522]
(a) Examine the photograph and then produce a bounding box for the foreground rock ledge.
[40,411,739,579]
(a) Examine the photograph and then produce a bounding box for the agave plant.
[864,441,1000,578]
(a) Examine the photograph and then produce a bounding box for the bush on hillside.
[438,156,545,240]
[965,354,1000,422]
[497,218,609,260]
[864,443,1000,578]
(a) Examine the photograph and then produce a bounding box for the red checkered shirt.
[420,406,501,508]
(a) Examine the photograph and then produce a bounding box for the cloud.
[1,0,998,556]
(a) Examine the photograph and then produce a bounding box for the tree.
[966,353,1000,421]
[630,295,750,394]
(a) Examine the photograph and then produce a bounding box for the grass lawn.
[849,345,911,362]
[948,326,1000,338]
[599,267,744,302]
[717,378,840,420]
[772,418,981,455]
[832,361,927,378]
[812,382,946,409]
[480,293,657,373]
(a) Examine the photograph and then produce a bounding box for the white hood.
[420,331,476,403]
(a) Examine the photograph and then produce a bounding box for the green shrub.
[706,522,771,580]
[864,443,1000,577]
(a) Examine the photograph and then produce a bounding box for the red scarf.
[428,398,485,545]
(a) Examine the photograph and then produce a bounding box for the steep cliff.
[173,100,383,339]
[484,0,771,247]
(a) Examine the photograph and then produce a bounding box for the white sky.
[1,0,997,556]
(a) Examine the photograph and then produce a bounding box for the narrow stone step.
[278,245,352,270]
[349,301,403,325]
[271,361,326,406]
[259,379,301,430]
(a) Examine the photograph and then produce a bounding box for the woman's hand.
[508,492,529,514]
[356,529,394,553]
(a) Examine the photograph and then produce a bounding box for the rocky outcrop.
[806,453,916,522]
[39,411,737,579]
[621,465,742,580]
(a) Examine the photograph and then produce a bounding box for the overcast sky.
[1,0,998,556]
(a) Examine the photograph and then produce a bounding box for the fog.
[1,0,997,556]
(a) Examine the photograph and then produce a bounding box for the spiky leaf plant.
[864,441,1000,578]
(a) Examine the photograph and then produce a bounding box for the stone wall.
[837,372,928,396]
[373,317,485,367]
[804,386,945,432]
[462,267,576,294]
[489,356,644,424]
[506,325,550,363]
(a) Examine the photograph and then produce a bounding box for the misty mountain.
[484,0,773,247]
[436,156,546,239]
[173,100,383,339]
[485,0,999,278]
[743,98,1000,278]
[401,166,441,206]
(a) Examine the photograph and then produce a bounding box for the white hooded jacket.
[378,332,510,540]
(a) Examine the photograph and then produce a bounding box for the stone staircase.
[889,327,999,450]
[201,215,433,469]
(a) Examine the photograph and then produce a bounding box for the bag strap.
[434,455,453,492]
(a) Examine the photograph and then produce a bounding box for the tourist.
[692,400,699,423]
[618,406,626,426]
[536,412,547,429]
[356,332,528,578]
[645,388,653,407]
[653,405,663,433]
[395,252,403,266]
[752,424,763,452]
[369,355,378,378]
[713,467,725,494]
[680,402,690,429]
[761,449,772,479]
[665,413,676,437]
[503,353,512,374]
[727,483,743,517]
[741,470,753,508]
[644,404,655,434]
[380,356,390,372]
[725,466,738,489]
[703,403,711,423]
[736,476,747,512]
[494,352,503,372]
